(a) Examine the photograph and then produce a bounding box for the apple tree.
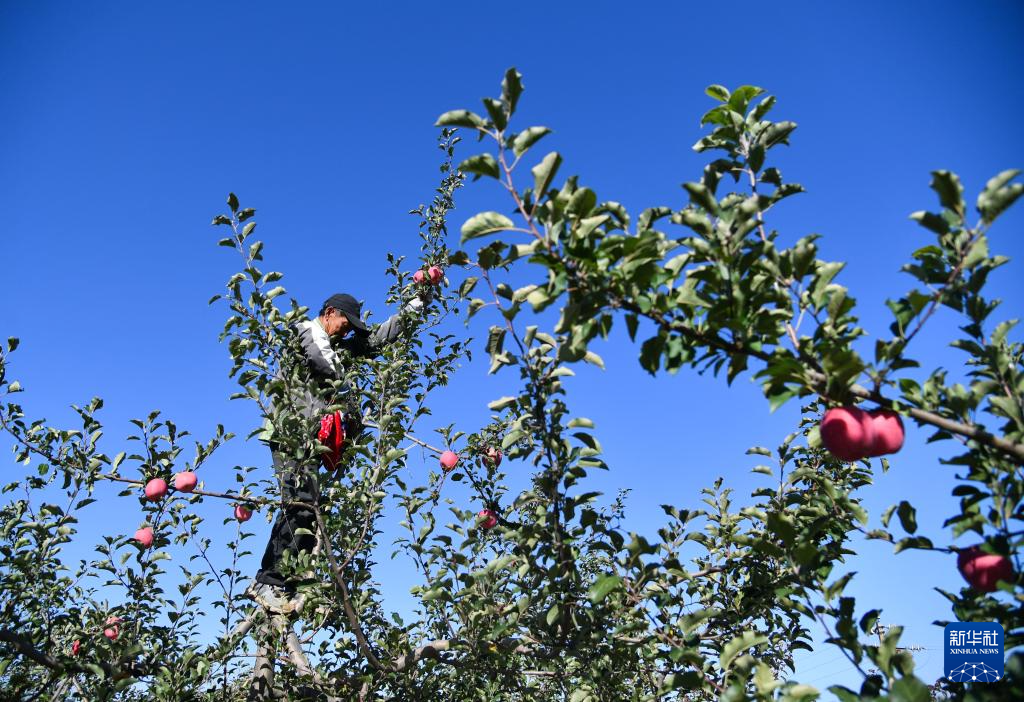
[0,68,1021,702]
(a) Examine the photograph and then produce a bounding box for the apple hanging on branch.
[134,526,154,549]
[482,446,502,467]
[234,505,253,522]
[957,546,1015,593]
[478,509,498,530]
[103,617,122,641]
[174,471,197,493]
[440,450,460,472]
[144,478,168,502]
[820,406,905,462]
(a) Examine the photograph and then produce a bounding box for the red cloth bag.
[317,411,346,469]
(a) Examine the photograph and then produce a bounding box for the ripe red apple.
[478,509,498,530]
[865,409,905,457]
[439,450,459,472]
[427,266,444,285]
[134,527,154,549]
[234,505,252,522]
[483,446,502,467]
[104,616,122,641]
[820,407,874,461]
[174,471,197,493]
[144,478,168,502]
[957,546,1014,593]
[413,270,426,285]
[71,639,81,656]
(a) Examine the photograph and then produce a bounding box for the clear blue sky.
[2,1,1022,693]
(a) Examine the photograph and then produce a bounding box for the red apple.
[174,471,198,493]
[134,527,154,549]
[820,407,874,461]
[483,446,502,467]
[478,509,498,530]
[104,616,122,641]
[144,478,168,502]
[439,450,460,472]
[427,266,444,285]
[234,505,252,522]
[71,639,81,656]
[957,546,1014,593]
[866,409,905,457]
[413,270,426,285]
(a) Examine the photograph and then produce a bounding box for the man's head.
[319,293,369,338]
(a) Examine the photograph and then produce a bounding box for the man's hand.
[403,289,433,313]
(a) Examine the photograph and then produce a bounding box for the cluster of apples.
[821,408,1017,592]
[437,448,501,530]
[413,265,444,286]
[438,446,502,473]
[70,615,124,655]
[133,474,252,549]
[957,546,1015,593]
[820,406,905,461]
[143,471,198,501]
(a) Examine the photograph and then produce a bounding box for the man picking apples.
[247,290,428,613]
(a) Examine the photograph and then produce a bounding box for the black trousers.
[254,444,320,590]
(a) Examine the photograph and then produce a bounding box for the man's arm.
[339,298,424,359]
[296,320,341,378]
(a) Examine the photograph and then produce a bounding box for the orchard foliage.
[0,68,1020,701]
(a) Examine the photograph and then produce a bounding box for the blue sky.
[1,1,1022,693]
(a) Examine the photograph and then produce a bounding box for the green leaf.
[762,121,797,148]
[930,170,965,218]
[639,335,664,375]
[532,152,562,196]
[908,210,949,234]
[682,182,719,214]
[705,84,730,102]
[727,85,764,114]
[501,68,523,113]
[382,448,406,465]
[487,396,518,411]
[588,575,622,603]
[435,110,485,129]
[512,127,552,157]
[227,193,239,213]
[719,631,767,670]
[6,337,18,353]
[545,603,560,626]
[461,212,515,244]
[568,417,594,428]
[896,500,917,534]
[458,153,500,180]
[889,677,931,702]
[977,169,1022,223]
[482,97,507,130]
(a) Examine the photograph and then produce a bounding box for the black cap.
[323,293,370,335]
